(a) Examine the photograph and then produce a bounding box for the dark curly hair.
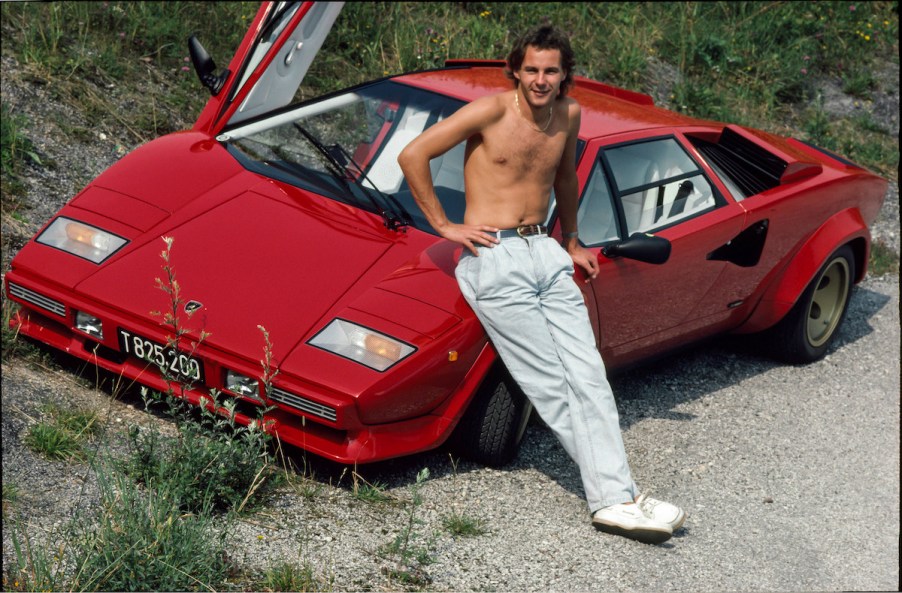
[504,25,576,97]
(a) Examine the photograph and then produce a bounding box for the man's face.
[514,46,565,107]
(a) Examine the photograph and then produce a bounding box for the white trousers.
[456,234,638,512]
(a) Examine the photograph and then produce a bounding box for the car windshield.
[221,80,467,234]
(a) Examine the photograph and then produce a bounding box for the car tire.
[449,364,533,467]
[767,244,855,364]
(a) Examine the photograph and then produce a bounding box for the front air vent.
[8,283,66,317]
[270,387,338,423]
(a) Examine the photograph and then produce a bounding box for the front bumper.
[5,274,488,464]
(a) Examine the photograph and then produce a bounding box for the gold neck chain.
[515,92,554,133]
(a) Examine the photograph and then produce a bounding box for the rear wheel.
[449,365,533,467]
[767,245,855,363]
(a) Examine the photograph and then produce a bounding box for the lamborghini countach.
[4,1,887,466]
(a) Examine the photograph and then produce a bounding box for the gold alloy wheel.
[806,256,851,348]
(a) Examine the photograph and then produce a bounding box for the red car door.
[572,134,748,367]
[192,1,344,136]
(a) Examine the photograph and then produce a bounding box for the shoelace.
[635,494,660,517]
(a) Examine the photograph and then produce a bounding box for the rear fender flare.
[737,208,869,334]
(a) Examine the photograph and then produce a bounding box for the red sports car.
[4,2,887,466]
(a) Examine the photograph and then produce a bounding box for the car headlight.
[74,310,103,339]
[36,217,128,264]
[309,319,415,371]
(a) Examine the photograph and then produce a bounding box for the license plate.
[118,328,205,383]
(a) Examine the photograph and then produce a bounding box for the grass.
[2,482,19,512]
[0,2,896,168]
[23,404,101,461]
[67,466,232,592]
[869,240,901,277]
[259,562,326,593]
[443,511,488,537]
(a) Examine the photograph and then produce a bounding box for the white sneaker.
[592,503,672,544]
[636,494,686,531]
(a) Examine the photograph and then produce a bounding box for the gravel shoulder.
[2,48,899,591]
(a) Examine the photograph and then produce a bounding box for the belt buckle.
[517,225,535,238]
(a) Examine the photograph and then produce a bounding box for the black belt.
[496,224,548,239]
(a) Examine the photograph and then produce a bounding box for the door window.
[603,137,721,234]
[577,160,620,246]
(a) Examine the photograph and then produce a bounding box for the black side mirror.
[188,35,230,96]
[602,232,671,265]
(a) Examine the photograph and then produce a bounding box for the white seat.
[362,109,432,193]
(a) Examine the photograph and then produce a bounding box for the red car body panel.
[4,2,887,464]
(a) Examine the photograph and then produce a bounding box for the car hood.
[74,186,432,363]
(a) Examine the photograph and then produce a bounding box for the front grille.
[8,283,66,317]
[270,387,337,422]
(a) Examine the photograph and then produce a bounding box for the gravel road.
[1,48,899,592]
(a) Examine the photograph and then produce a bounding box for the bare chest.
[481,118,567,176]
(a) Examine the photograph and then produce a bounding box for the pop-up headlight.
[36,217,127,264]
[309,319,415,371]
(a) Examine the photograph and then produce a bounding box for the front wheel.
[766,244,855,364]
[448,365,533,467]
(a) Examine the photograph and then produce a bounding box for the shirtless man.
[398,25,685,544]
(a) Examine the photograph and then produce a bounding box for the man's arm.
[554,100,598,280]
[398,96,502,255]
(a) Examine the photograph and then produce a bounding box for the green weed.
[0,103,40,177]
[380,468,435,588]
[23,405,100,461]
[68,464,232,592]
[5,520,69,593]
[2,482,18,512]
[351,472,392,503]
[259,561,326,593]
[869,240,900,277]
[2,302,38,362]
[123,389,282,515]
[442,511,488,537]
[842,67,878,98]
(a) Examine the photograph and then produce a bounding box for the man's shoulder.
[558,95,580,110]
[559,95,581,122]
[471,90,512,111]
[456,91,510,124]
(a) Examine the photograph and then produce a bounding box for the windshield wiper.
[292,122,409,231]
[328,141,412,231]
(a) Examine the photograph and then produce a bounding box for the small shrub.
[122,389,281,515]
[68,466,232,592]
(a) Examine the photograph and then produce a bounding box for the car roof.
[394,65,705,140]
